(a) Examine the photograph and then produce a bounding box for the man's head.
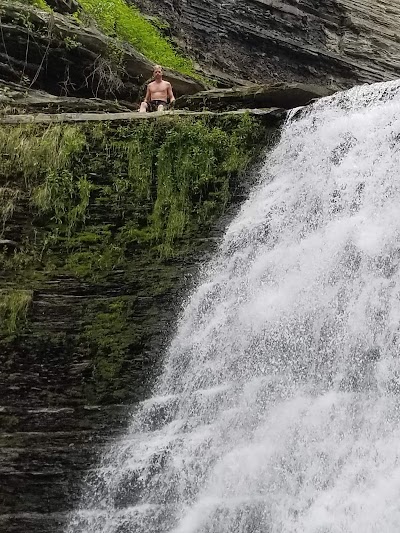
[153,65,163,80]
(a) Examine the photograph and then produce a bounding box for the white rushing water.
[68,80,400,533]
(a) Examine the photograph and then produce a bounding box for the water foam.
[67,80,400,533]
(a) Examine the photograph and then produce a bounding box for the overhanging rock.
[174,83,336,112]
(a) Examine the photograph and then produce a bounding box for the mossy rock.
[0,113,276,404]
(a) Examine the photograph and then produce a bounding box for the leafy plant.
[151,117,255,255]
[0,187,20,235]
[0,289,33,335]
[0,124,87,185]
[19,0,50,10]
[32,172,92,235]
[78,0,196,77]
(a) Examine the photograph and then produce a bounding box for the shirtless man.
[139,65,175,113]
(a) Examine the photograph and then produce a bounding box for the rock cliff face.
[0,1,203,102]
[131,0,400,88]
[0,112,277,533]
[3,1,400,531]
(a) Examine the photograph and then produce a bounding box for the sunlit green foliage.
[0,124,86,184]
[19,0,50,10]
[0,115,271,399]
[78,0,196,77]
[0,289,32,335]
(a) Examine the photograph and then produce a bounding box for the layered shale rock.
[131,0,400,88]
[0,112,277,533]
[174,83,335,112]
[0,80,132,114]
[0,1,203,101]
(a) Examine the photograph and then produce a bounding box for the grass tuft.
[18,0,51,10]
[0,289,33,335]
[78,0,196,77]
[0,124,87,185]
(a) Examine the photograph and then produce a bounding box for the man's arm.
[167,82,175,103]
[144,84,151,103]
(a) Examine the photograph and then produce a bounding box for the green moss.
[18,0,51,10]
[0,415,19,432]
[32,172,92,235]
[84,297,138,401]
[0,124,87,185]
[64,245,124,280]
[0,113,275,403]
[0,289,32,336]
[67,230,109,246]
[78,0,196,77]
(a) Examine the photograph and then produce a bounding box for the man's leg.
[139,101,148,113]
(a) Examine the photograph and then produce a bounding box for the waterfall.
[67,80,400,533]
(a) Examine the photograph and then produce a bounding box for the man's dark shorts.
[147,100,168,112]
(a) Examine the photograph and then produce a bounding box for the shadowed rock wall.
[131,0,400,88]
[0,112,278,533]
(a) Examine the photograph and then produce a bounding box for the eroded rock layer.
[131,0,400,88]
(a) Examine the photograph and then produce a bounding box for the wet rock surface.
[0,113,274,532]
[0,214,252,533]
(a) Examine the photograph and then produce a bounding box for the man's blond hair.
[153,64,163,72]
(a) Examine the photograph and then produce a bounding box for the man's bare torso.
[148,80,171,102]
[139,67,175,112]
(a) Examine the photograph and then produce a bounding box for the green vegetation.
[78,0,196,77]
[80,0,196,76]
[32,172,92,235]
[0,124,86,185]
[20,0,201,79]
[0,115,262,267]
[0,289,32,335]
[0,114,273,401]
[0,187,20,235]
[84,297,137,401]
[19,0,50,9]
[0,115,266,274]
[19,0,197,78]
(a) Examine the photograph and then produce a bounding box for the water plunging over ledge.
[67,80,400,533]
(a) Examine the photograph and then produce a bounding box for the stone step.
[0,429,104,448]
